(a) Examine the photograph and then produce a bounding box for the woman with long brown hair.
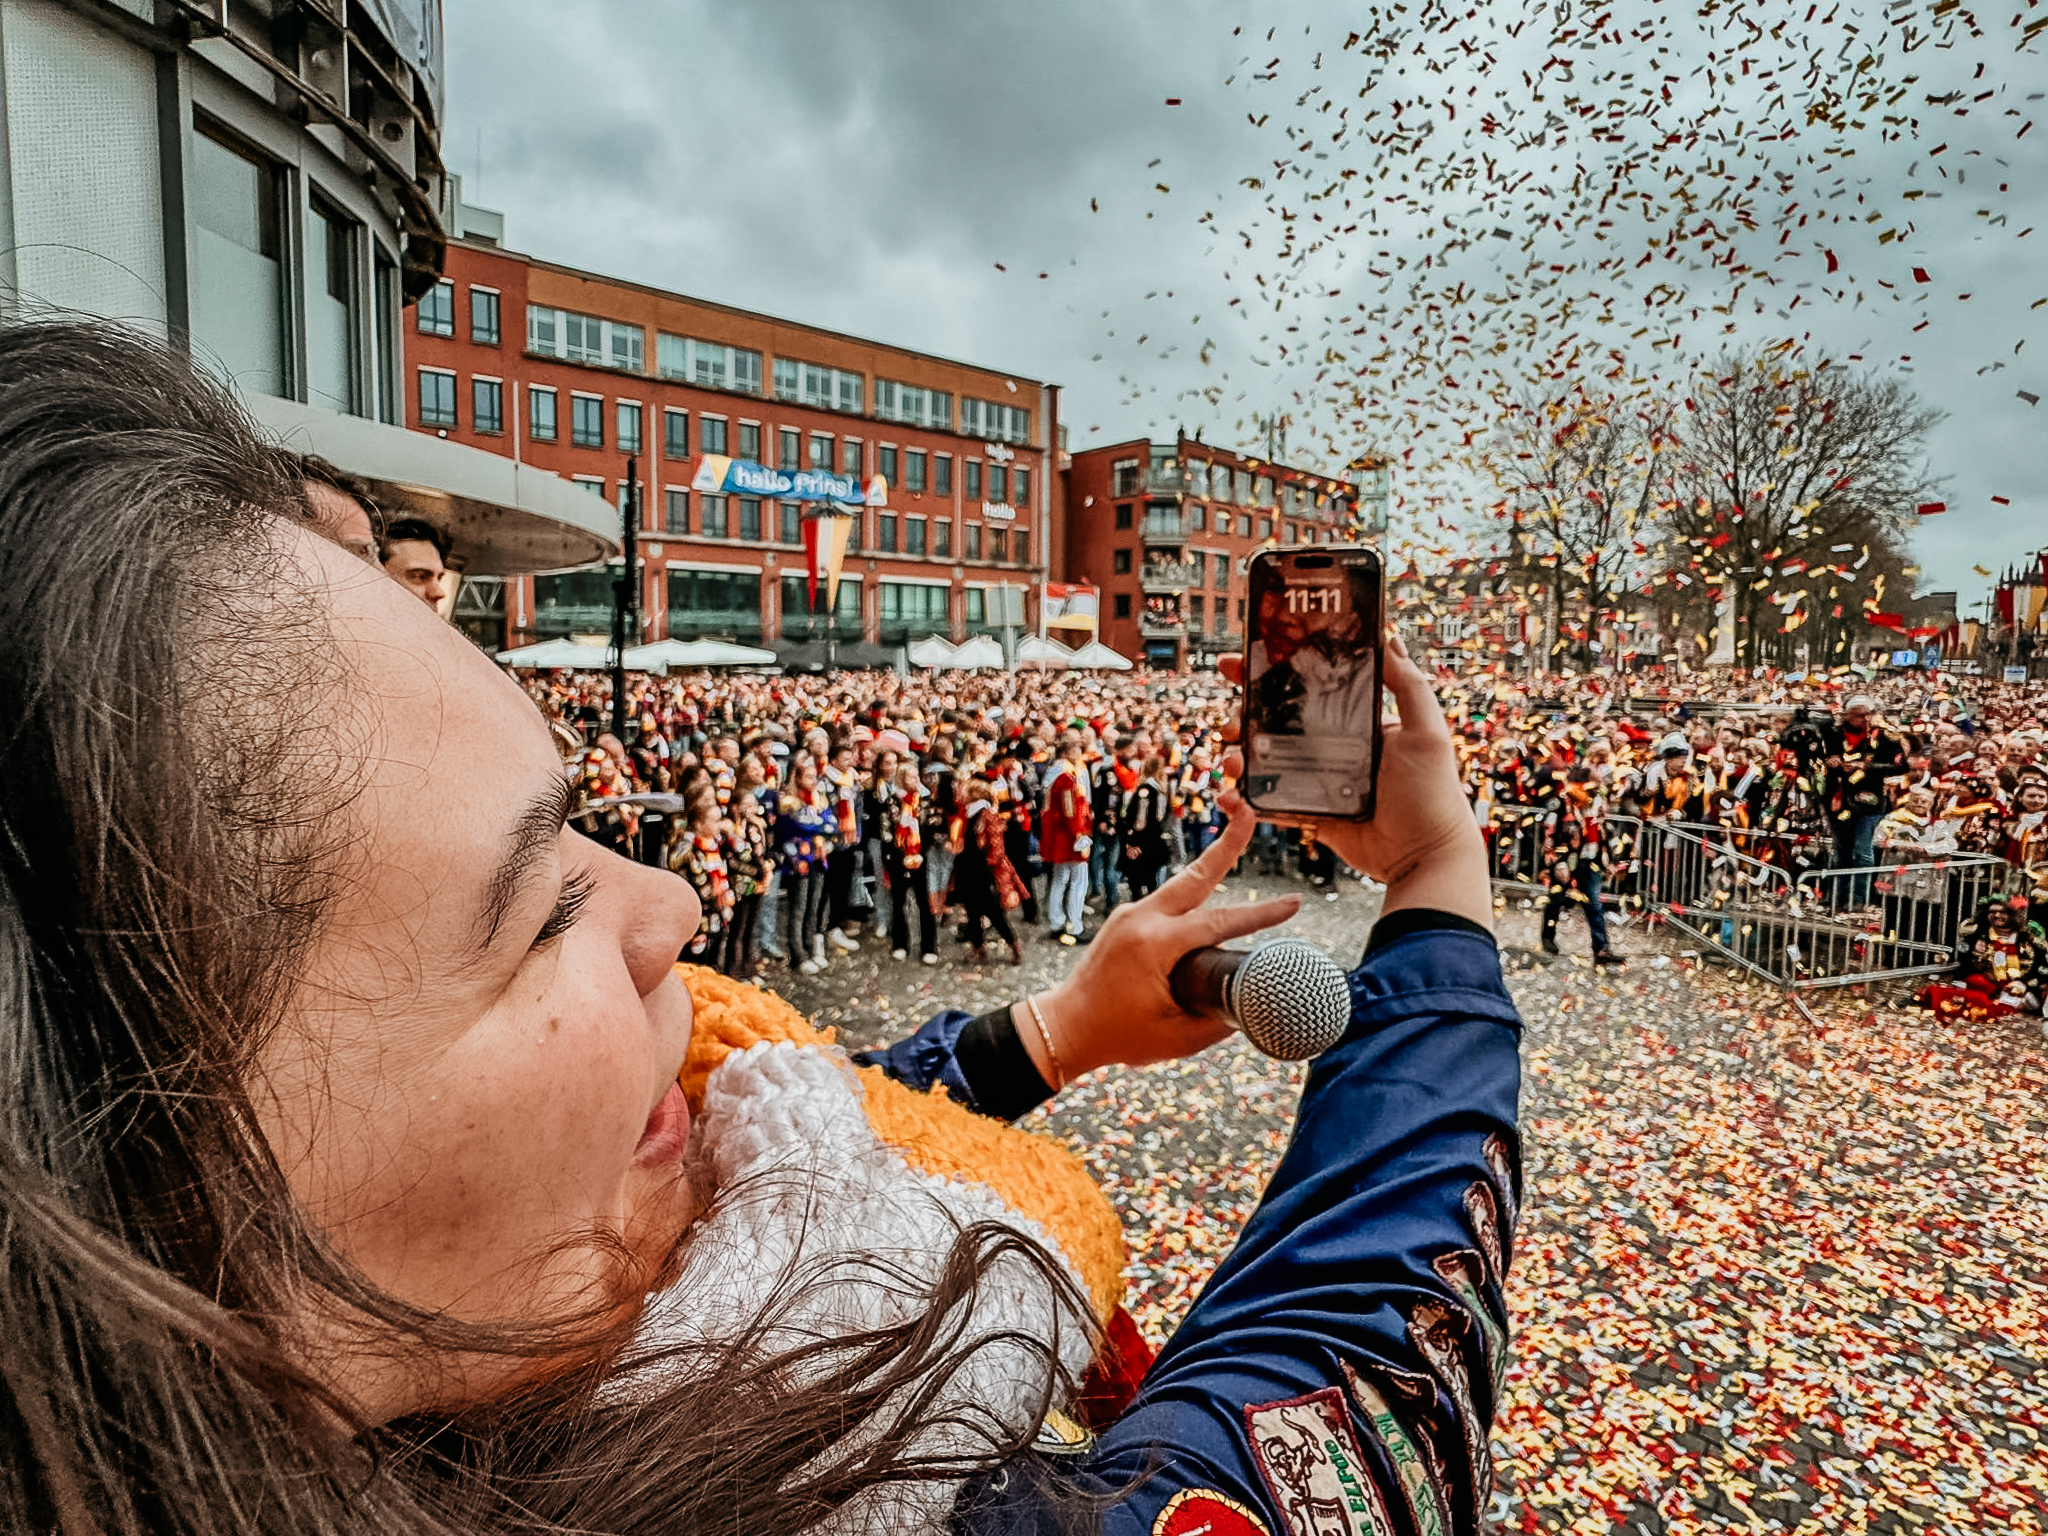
[0,322,1521,1536]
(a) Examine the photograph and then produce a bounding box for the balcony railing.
[1139,616,1186,638]
[1140,561,1199,591]
[1142,513,1188,542]
[1146,462,1189,494]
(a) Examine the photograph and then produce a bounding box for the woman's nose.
[607,850,700,996]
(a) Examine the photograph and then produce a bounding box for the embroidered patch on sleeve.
[1431,1249,1511,1402]
[1409,1299,1493,1526]
[1482,1133,1522,1233]
[1461,1180,1507,1286]
[1151,1487,1273,1536]
[1340,1361,1453,1536]
[1244,1387,1399,1536]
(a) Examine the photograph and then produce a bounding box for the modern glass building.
[0,0,613,580]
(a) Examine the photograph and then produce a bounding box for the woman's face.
[256,533,701,1418]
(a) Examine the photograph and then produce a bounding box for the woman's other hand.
[1219,629,1491,931]
[1023,802,1299,1083]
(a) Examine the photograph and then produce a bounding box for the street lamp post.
[609,454,639,742]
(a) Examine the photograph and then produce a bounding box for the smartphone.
[1240,547,1384,821]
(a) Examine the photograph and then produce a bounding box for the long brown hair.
[0,322,1095,1536]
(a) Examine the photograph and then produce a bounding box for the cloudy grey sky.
[443,0,2044,608]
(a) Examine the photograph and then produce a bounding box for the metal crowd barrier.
[1485,807,2010,994]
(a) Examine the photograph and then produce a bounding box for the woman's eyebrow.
[473,775,576,955]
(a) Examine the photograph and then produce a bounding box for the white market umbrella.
[906,634,960,668]
[497,637,617,669]
[1068,640,1135,671]
[623,638,778,671]
[1015,635,1077,668]
[949,635,1006,669]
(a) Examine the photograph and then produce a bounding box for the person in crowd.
[821,739,867,956]
[776,759,838,975]
[1539,766,1625,966]
[380,514,454,611]
[1118,753,1174,901]
[1088,729,1130,916]
[1040,730,1093,946]
[1820,694,1909,912]
[951,776,1028,965]
[880,759,938,963]
[719,758,772,981]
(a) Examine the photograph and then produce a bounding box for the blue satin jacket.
[858,912,1524,1536]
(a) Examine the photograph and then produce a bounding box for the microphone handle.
[1168,946,1244,1021]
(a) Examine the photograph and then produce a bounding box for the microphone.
[1168,937,1352,1060]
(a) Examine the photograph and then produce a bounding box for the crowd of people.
[532,659,2048,1021]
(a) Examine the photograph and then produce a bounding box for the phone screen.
[1241,549,1383,820]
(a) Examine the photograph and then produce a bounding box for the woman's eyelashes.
[532,870,597,950]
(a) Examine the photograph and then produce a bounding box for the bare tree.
[1482,386,1677,665]
[1660,348,1943,667]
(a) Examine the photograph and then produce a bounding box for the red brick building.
[405,236,1060,653]
[1062,434,1379,668]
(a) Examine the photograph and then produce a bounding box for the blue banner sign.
[689,455,886,508]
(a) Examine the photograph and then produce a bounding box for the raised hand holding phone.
[1222,628,1492,932]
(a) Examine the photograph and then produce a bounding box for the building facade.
[1063,434,1372,668]
[404,237,1060,654]
[0,0,612,591]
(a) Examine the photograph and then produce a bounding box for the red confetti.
[1916,501,1947,515]
[1912,267,1931,283]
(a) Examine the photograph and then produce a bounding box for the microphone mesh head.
[1230,938,1353,1061]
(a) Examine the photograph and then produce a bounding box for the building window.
[810,433,832,470]
[846,512,863,554]
[1114,593,1132,619]
[571,475,605,498]
[738,497,762,543]
[877,513,897,553]
[1254,477,1275,508]
[1238,514,1253,538]
[873,380,952,429]
[1212,553,1228,586]
[571,394,603,448]
[417,278,454,336]
[528,306,644,371]
[965,523,982,560]
[1190,595,1205,630]
[905,516,927,556]
[668,567,764,641]
[417,367,456,426]
[1211,463,1231,502]
[304,197,360,414]
[701,495,729,539]
[1258,517,1272,541]
[656,334,763,393]
[772,356,864,412]
[190,119,286,400]
[469,286,500,345]
[529,385,557,441]
[1191,505,1207,532]
[905,449,927,492]
[1112,460,1141,497]
[988,465,1009,504]
[989,528,1007,563]
[1234,469,1254,504]
[617,401,643,454]
[840,439,862,477]
[1214,601,1228,635]
[878,445,899,483]
[780,502,801,544]
[1015,466,1031,505]
[961,397,1030,444]
[471,377,503,434]
[935,454,954,496]
[780,573,860,639]
[664,488,689,533]
[664,408,689,459]
[933,519,951,558]
[966,461,983,501]
[1115,502,1133,529]
[878,580,950,643]
[700,415,729,456]
[1014,529,1029,565]
[776,428,799,471]
[738,421,762,461]
[1113,548,1131,574]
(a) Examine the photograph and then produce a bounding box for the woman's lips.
[633,1080,691,1168]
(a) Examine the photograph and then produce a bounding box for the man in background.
[381,516,454,612]
[293,452,379,564]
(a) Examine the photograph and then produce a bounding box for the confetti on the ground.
[793,880,2048,1533]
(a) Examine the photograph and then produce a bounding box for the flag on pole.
[1042,581,1100,633]
[802,512,855,612]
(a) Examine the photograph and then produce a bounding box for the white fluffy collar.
[632,1042,1094,1536]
